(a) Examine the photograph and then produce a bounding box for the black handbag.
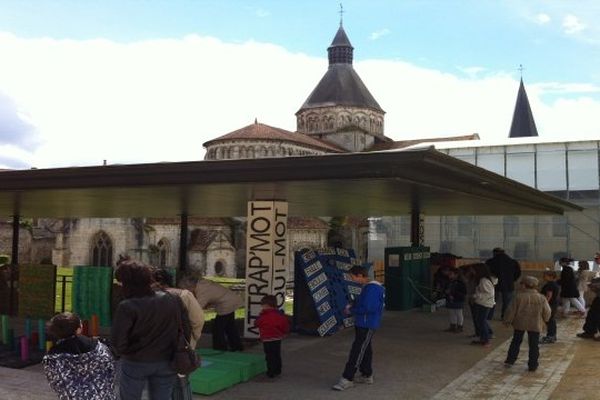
[170,293,201,375]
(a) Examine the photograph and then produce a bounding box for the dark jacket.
[111,290,180,362]
[486,253,521,292]
[352,281,385,329]
[255,308,290,341]
[559,266,580,298]
[445,279,467,309]
[541,281,561,308]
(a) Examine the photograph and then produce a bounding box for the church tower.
[296,23,388,152]
[508,78,539,138]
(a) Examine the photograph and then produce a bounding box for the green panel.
[385,247,432,310]
[18,264,57,319]
[72,266,113,327]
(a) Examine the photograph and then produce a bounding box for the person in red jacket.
[255,295,290,378]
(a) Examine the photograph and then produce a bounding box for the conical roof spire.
[509,79,539,138]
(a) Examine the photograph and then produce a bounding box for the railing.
[55,268,73,313]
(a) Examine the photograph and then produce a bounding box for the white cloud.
[563,14,586,34]
[369,29,390,40]
[457,66,486,79]
[0,32,598,169]
[534,13,551,25]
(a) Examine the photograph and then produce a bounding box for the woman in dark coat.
[559,265,585,316]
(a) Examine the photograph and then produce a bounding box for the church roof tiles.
[203,122,345,153]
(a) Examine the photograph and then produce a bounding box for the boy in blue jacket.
[333,265,385,391]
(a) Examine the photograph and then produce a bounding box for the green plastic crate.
[188,364,240,395]
[208,352,266,382]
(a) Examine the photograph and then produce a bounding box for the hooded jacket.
[504,288,551,332]
[473,276,498,308]
[255,308,290,341]
[352,281,385,329]
[43,339,116,400]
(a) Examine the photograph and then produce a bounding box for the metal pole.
[9,214,19,315]
[61,276,67,312]
[179,213,188,272]
[410,209,421,247]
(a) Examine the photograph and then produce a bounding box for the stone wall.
[205,140,326,160]
[296,105,384,139]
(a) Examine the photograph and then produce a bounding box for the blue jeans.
[546,307,557,338]
[488,290,513,320]
[473,304,492,343]
[119,359,177,400]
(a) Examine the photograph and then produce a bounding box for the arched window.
[214,260,226,276]
[157,238,169,268]
[91,231,113,267]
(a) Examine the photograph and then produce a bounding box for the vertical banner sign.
[244,201,288,338]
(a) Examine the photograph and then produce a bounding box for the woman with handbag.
[153,268,204,400]
[112,259,181,400]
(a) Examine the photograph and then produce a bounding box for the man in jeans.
[503,276,551,372]
[486,248,521,320]
[332,266,385,391]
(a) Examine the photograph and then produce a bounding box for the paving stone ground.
[0,310,598,399]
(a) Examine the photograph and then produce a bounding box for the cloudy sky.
[0,0,599,169]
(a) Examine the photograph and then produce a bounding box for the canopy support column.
[178,213,188,272]
[9,214,19,315]
[410,209,424,247]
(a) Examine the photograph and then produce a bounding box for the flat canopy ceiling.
[0,148,581,218]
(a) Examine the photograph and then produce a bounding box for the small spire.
[254,118,258,124]
[518,64,524,80]
[339,3,344,27]
[509,78,538,138]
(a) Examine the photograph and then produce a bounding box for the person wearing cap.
[503,276,551,372]
[485,247,521,320]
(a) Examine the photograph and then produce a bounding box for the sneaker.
[504,361,514,368]
[332,378,354,391]
[541,336,556,344]
[528,366,538,372]
[354,375,374,384]
[577,332,595,339]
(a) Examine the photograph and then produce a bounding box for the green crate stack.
[189,349,266,394]
[189,366,240,396]
[73,266,113,327]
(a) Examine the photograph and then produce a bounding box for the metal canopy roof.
[0,148,580,218]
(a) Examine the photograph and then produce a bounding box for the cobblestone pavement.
[432,315,598,400]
